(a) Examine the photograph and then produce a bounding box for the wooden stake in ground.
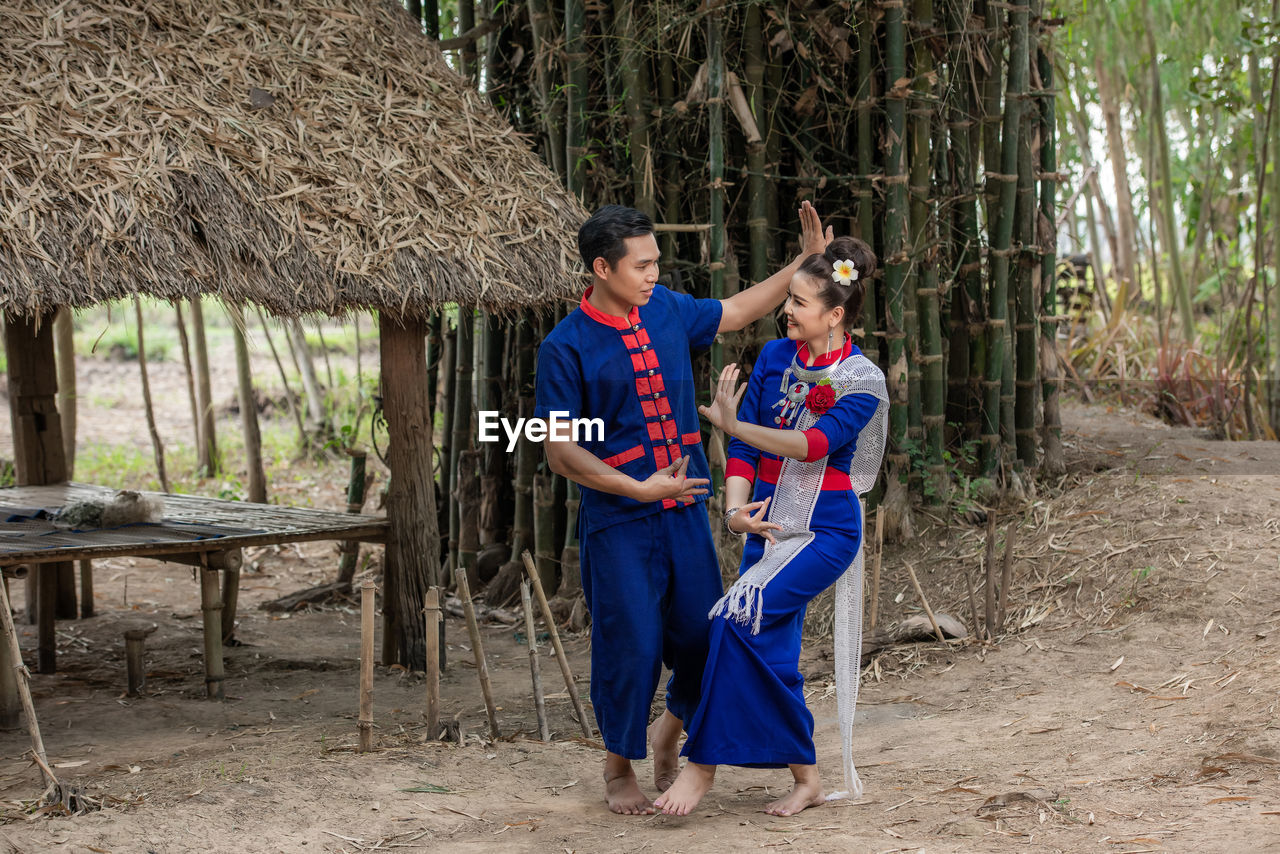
[424,586,441,740]
[0,572,56,790]
[983,513,998,640]
[520,579,550,741]
[868,508,884,631]
[454,566,500,739]
[997,519,1018,631]
[904,561,947,644]
[358,578,375,753]
[520,550,592,738]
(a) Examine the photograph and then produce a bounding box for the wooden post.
[378,314,441,671]
[79,560,93,619]
[124,624,157,697]
[521,551,592,738]
[221,550,242,644]
[337,452,368,587]
[228,304,265,503]
[0,575,56,789]
[359,579,375,753]
[198,553,228,700]
[521,580,550,741]
[36,566,56,674]
[455,566,499,739]
[0,588,19,728]
[997,520,1017,631]
[868,509,884,631]
[424,587,441,740]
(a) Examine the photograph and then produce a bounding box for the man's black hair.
[577,205,655,271]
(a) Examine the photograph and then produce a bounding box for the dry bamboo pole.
[134,297,169,494]
[868,509,884,632]
[904,562,946,644]
[521,550,591,738]
[190,298,219,477]
[53,307,75,479]
[424,586,441,739]
[966,556,982,640]
[454,565,500,739]
[174,302,201,464]
[0,577,55,790]
[228,306,266,502]
[124,624,156,697]
[997,520,1017,630]
[359,578,375,753]
[200,559,224,699]
[520,580,550,741]
[983,514,998,640]
[707,5,726,394]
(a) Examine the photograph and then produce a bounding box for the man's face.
[594,233,661,307]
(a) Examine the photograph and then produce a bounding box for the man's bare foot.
[653,762,715,816]
[765,765,825,817]
[604,753,653,815]
[648,711,683,792]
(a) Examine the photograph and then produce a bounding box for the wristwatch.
[723,506,741,534]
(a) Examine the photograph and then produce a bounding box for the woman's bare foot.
[648,711,683,792]
[653,762,715,816]
[765,764,825,816]
[604,753,654,815]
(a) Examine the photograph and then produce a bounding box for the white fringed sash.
[710,352,888,798]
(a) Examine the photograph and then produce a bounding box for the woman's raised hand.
[727,497,782,544]
[699,364,747,436]
[798,200,833,259]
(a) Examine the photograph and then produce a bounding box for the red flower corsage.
[805,380,836,415]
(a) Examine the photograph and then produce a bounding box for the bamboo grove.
[393,0,1065,609]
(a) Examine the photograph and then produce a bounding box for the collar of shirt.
[579,286,642,330]
[796,334,853,368]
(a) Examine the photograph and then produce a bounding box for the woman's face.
[783,272,842,350]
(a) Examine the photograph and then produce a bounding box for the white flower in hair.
[832,259,858,286]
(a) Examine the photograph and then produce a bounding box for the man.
[535,202,829,814]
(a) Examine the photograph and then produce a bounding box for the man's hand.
[698,363,747,437]
[798,200,833,259]
[634,455,709,503]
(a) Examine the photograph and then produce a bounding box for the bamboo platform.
[0,483,388,702]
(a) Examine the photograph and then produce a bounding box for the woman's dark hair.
[577,205,655,271]
[797,235,876,324]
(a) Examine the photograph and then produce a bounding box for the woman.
[654,236,888,817]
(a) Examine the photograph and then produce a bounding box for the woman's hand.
[798,200,833,259]
[728,497,782,544]
[699,364,747,436]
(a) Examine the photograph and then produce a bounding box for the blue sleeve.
[666,286,723,351]
[534,335,582,422]
[725,355,768,479]
[806,393,880,458]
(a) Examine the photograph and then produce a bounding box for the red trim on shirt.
[680,431,701,445]
[802,428,830,461]
[796,334,853,367]
[751,456,850,490]
[602,445,645,467]
[580,287,641,329]
[726,458,756,481]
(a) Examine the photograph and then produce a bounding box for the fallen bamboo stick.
[997,520,1017,631]
[454,566,500,739]
[904,561,947,644]
[868,508,884,631]
[358,578,375,753]
[424,586,441,741]
[520,580,550,741]
[521,550,592,738]
[0,574,56,790]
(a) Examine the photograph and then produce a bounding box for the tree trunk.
[134,298,170,494]
[1094,59,1139,311]
[174,302,202,458]
[190,298,219,477]
[286,318,329,437]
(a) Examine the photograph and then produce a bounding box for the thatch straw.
[0,0,588,319]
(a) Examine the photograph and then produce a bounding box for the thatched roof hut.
[0,0,586,318]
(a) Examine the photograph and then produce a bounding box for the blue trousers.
[681,511,861,768]
[580,506,723,759]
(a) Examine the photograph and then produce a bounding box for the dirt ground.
[1,351,1279,853]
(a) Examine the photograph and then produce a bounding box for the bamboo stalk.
[134,297,169,494]
[200,560,224,700]
[449,307,474,581]
[904,562,946,644]
[983,513,997,641]
[997,520,1017,630]
[0,577,55,790]
[424,586,441,739]
[190,298,219,477]
[359,578,375,752]
[868,509,884,632]
[336,452,368,587]
[520,580,550,741]
[454,565,500,739]
[229,305,266,502]
[78,559,93,619]
[521,550,591,738]
[53,307,75,479]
